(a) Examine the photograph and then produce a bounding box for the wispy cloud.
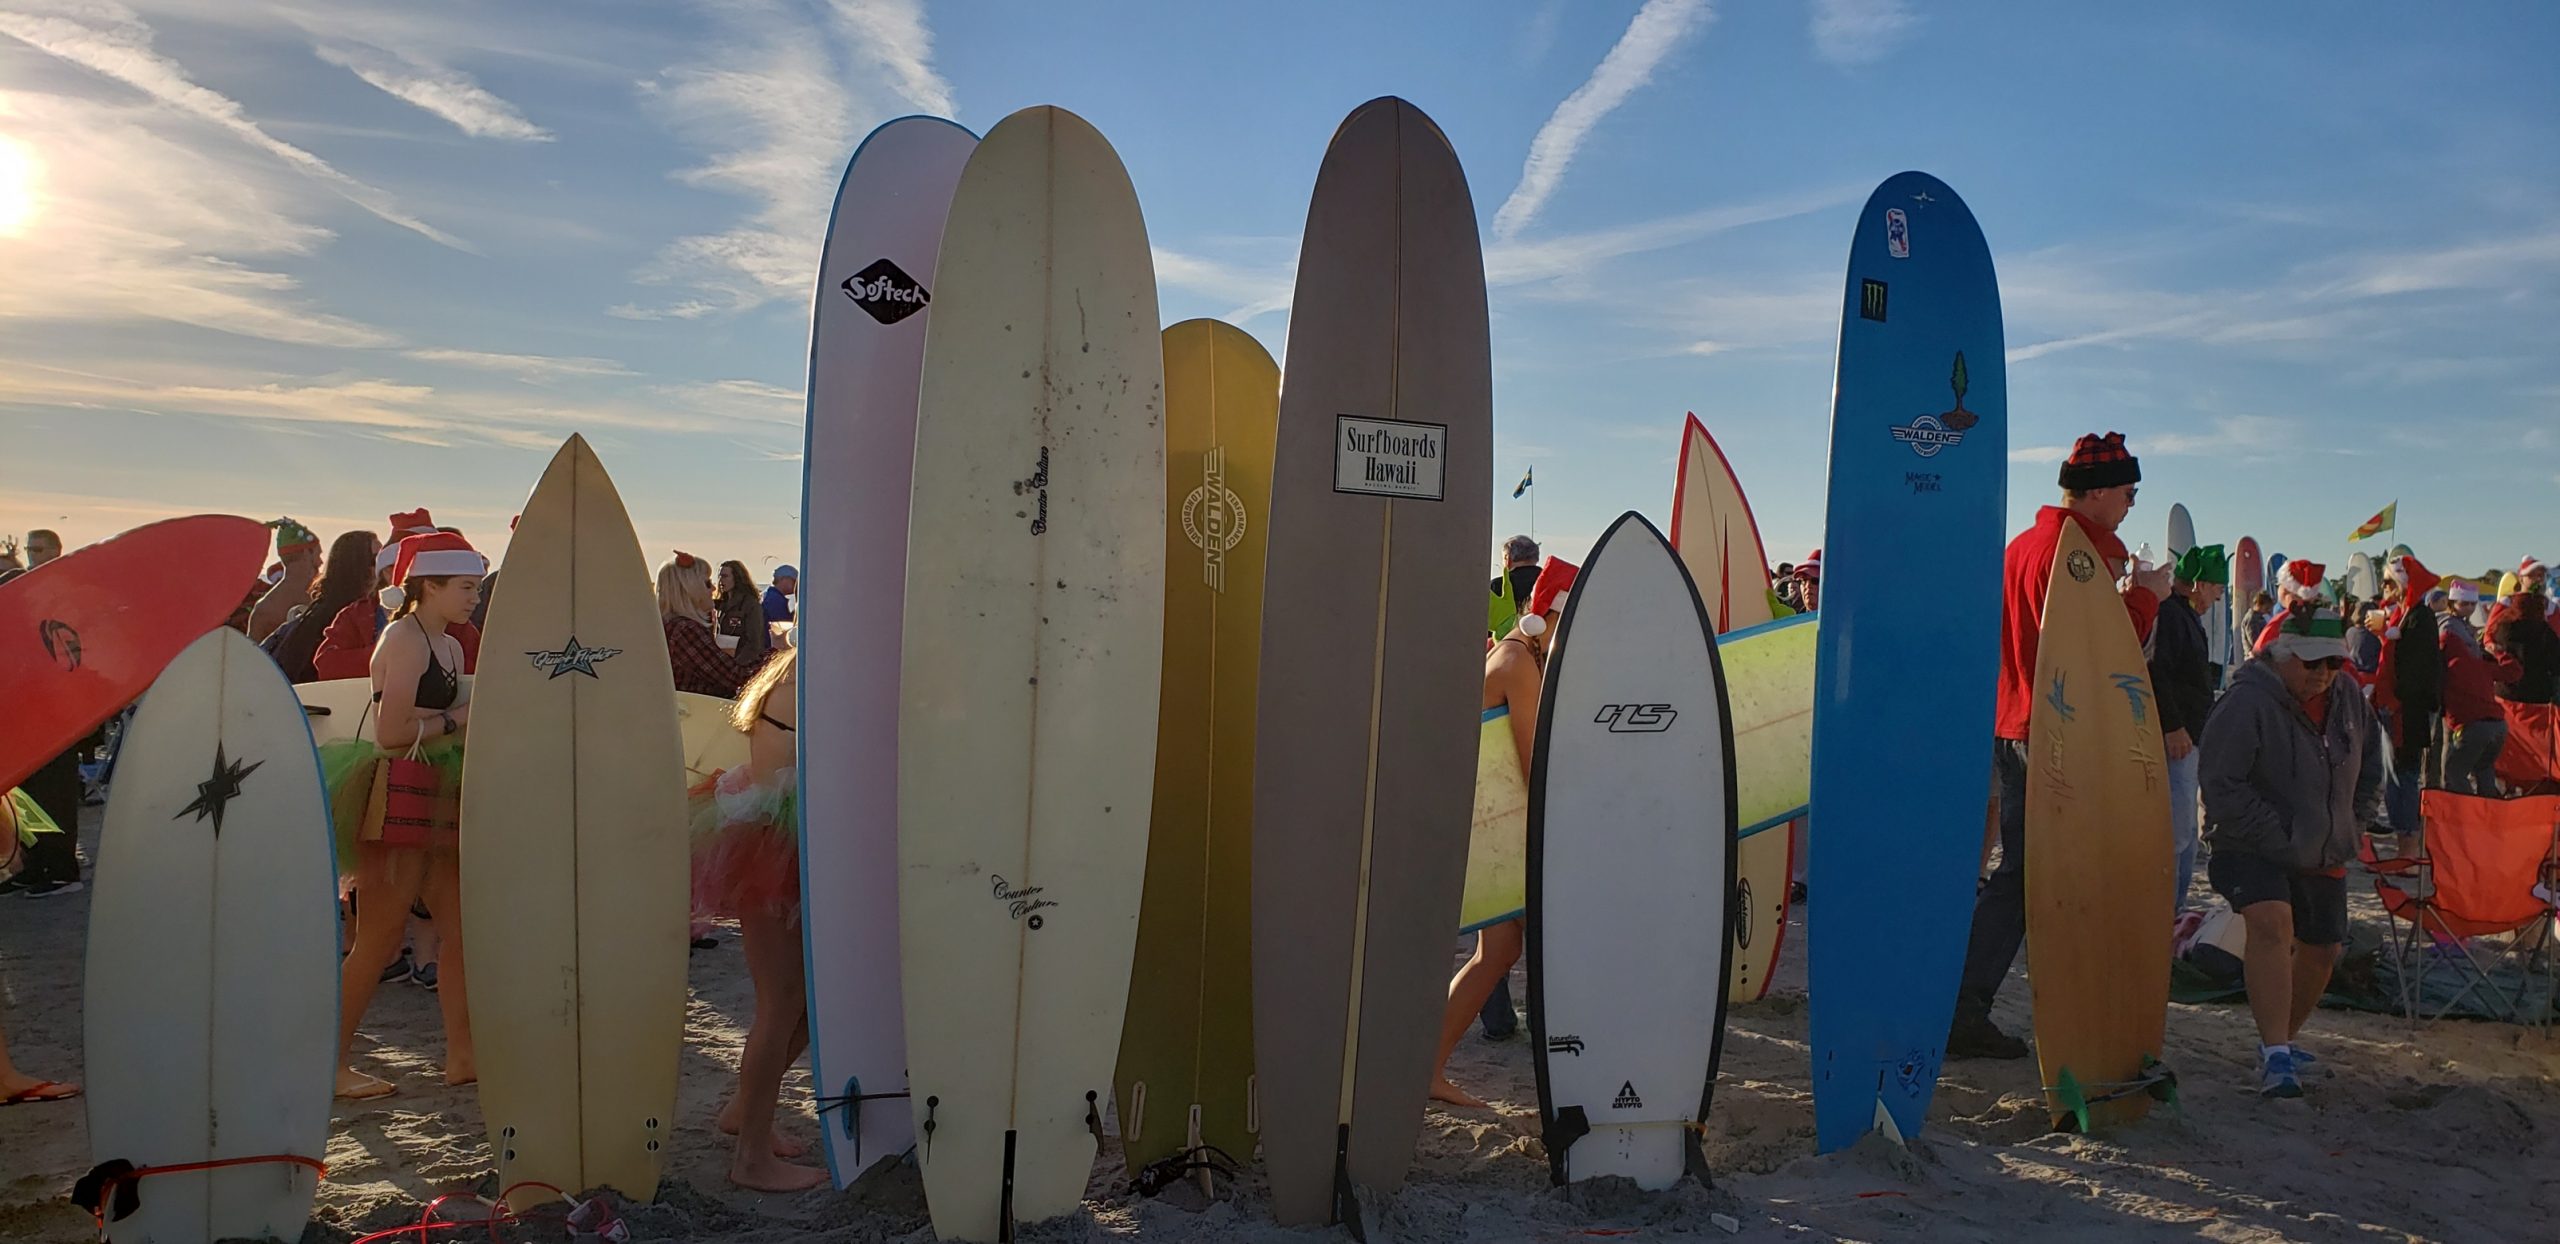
[1488,184,1863,287]
[823,0,955,117]
[1809,0,1919,67]
[405,348,634,380]
[315,43,552,142]
[0,1,467,249]
[1492,0,1713,242]
[1152,241,1297,323]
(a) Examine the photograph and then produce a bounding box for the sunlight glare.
[0,138,41,238]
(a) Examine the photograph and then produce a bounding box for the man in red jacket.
[1950,432,2170,1059]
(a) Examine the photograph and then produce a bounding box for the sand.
[5,805,2557,1243]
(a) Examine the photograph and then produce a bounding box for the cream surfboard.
[461,435,689,1205]
[1670,414,1793,1002]
[2026,520,2174,1131]
[86,628,336,1244]
[797,114,974,1182]
[1251,96,1493,1231]
[298,678,741,781]
[1116,319,1276,1188]
[1461,705,1530,932]
[898,105,1165,1243]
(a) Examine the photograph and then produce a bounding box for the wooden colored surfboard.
[1527,512,1734,1190]
[0,515,267,790]
[461,435,689,1205]
[297,678,741,780]
[797,113,975,1182]
[1670,414,1792,1002]
[1809,172,2007,1153]
[2025,520,2173,1130]
[1250,96,1492,1230]
[899,105,1165,1244]
[86,628,335,1244]
[1115,319,1277,1188]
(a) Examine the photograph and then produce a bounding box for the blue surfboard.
[1808,172,2006,1153]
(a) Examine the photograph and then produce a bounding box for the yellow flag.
[2349,502,2396,541]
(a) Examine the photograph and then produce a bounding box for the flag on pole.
[1513,466,1533,499]
[2349,501,2396,541]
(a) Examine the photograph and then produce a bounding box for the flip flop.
[336,1073,396,1102]
[1,1079,81,1106]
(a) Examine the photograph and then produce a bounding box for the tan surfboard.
[1115,319,1277,1190]
[2026,520,2174,1131]
[460,435,689,1204]
[1251,96,1493,1230]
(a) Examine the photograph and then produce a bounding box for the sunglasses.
[2300,656,2346,671]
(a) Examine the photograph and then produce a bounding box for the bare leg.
[336,849,426,1098]
[0,1011,77,1100]
[715,1007,812,1155]
[2236,901,2295,1046]
[423,852,474,1085]
[2284,941,2342,1043]
[729,908,824,1190]
[1429,921,1522,1109]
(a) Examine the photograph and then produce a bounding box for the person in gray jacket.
[2199,601,2385,1099]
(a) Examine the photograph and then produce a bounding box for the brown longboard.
[1249,96,1492,1229]
[2025,521,2175,1130]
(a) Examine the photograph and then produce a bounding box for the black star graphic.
[173,743,263,837]
[528,636,623,679]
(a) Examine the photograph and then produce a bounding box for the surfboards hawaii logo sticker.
[1889,352,1980,459]
[1181,447,1246,592]
[841,258,929,326]
[1334,415,1446,501]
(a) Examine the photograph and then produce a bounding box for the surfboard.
[296,678,741,780]
[796,113,975,1183]
[85,628,335,1244]
[1527,511,1734,1189]
[1462,706,1530,932]
[2026,520,2174,1131]
[1,515,268,791]
[898,105,1164,1244]
[1809,171,2007,1154]
[461,435,690,1206]
[1670,414,1793,1002]
[2166,504,2195,560]
[1116,319,1277,1188]
[2232,538,2264,672]
[1250,96,1492,1230]
[2346,551,2378,601]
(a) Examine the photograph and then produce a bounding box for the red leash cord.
[342,1182,574,1244]
[82,1154,329,1231]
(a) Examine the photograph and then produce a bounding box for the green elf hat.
[2173,544,2229,586]
[268,516,320,559]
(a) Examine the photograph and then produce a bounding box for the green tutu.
[7,787,62,846]
[320,735,465,875]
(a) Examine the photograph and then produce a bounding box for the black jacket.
[2149,594,2215,738]
[2494,615,2560,704]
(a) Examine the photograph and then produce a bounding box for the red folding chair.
[2363,791,2560,1025]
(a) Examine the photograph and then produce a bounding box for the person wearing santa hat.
[2200,603,2385,1097]
[316,530,488,1101]
[2438,578,2484,657]
[1952,431,2171,1061]
[2251,559,2331,655]
[312,509,483,681]
[1432,555,1574,1109]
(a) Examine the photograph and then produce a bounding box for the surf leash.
[1130,1144,1243,1198]
[338,1182,581,1244]
[2046,1056,2180,1134]
[75,1153,327,1230]
[813,1074,911,1162]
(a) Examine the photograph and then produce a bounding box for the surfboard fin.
[1331,1123,1367,1243]
[1084,1090,1106,1144]
[1871,1097,1906,1146]
[1541,1105,1591,1186]
[998,1129,1017,1244]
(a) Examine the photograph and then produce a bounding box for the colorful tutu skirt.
[688,765,799,921]
[320,735,466,875]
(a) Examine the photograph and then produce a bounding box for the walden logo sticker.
[841,258,929,325]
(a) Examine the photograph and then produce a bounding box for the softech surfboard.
[797,112,975,1184]
[1250,96,1492,1233]
[1117,319,1277,1193]
[1809,172,2006,1154]
[1527,512,1734,1190]
[2026,520,2175,1132]
[85,628,335,1244]
[1670,414,1793,1002]
[0,515,267,791]
[461,435,689,1206]
[898,105,1164,1244]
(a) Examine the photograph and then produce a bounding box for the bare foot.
[715,1097,742,1134]
[729,1150,828,1193]
[1428,1078,1489,1110]
[443,1066,478,1088]
[336,1068,396,1101]
[713,1102,810,1156]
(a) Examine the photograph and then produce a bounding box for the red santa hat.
[377,531,486,609]
[2387,555,2440,600]
[2523,556,2548,579]
[1795,549,1822,581]
[2279,559,2328,602]
[377,508,440,571]
[1516,556,1580,638]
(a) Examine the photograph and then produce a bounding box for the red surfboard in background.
[0,515,268,790]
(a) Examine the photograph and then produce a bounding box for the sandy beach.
[4,804,2555,1243]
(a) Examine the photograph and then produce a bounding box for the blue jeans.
[2169,749,2200,911]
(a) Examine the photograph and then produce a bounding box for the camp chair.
[2361,791,2560,1025]
[2498,701,2560,795]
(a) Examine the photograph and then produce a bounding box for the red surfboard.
[0,515,269,791]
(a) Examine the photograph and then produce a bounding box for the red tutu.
[688,766,800,921]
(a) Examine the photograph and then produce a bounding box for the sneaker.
[21,879,84,898]
[2258,1047,2303,1099]
[378,949,414,983]
[1946,1012,2030,1060]
[0,875,29,897]
[2289,1045,2331,1079]
[410,962,438,992]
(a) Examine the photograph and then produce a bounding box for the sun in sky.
[0,135,39,238]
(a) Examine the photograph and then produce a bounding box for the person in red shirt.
[311,509,482,680]
[1950,432,2170,1060]
[2442,614,2521,795]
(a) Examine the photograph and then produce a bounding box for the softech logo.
[841,257,929,325]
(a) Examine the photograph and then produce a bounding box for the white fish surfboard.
[797,113,976,1183]
[86,628,336,1244]
[1527,513,1735,1189]
[898,105,1165,1243]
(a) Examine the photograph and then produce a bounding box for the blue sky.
[2,0,2553,585]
